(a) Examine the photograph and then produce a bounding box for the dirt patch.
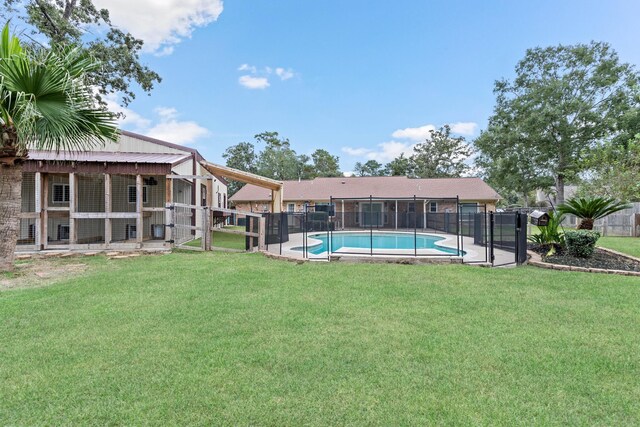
[528,244,640,272]
[0,259,90,291]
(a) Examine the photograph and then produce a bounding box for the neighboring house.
[17,130,228,252]
[230,176,501,228]
[535,185,578,206]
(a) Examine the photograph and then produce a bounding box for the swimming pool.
[294,231,463,256]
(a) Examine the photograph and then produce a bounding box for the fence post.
[414,195,417,257]
[279,213,283,256]
[489,211,495,265]
[302,210,306,258]
[456,196,460,259]
[265,214,270,251]
[258,216,266,251]
[329,196,333,261]
[514,212,520,265]
[370,195,373,256]
[484,205,488,263]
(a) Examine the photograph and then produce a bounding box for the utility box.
[530,210,550,227]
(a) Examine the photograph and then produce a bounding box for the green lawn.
[2,253,640,424]
[598,236,640,258]
[185,225,246,250]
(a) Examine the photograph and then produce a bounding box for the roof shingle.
[230,176,501,202]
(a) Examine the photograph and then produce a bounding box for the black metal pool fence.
[263,196,527,266]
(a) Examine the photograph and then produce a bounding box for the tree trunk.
[578,218,594,230]
[523,192,529,208]
[555,174,565,205]
[0,164,23,271]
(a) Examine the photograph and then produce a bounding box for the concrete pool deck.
[265,230,517,265]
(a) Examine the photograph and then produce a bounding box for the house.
[230,176,501,229]
[535,185,578,206]
[17,130,228,252]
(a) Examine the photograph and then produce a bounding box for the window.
[57,224,70,240]
[429,202,438,213]
[52,184,70,203]
[408,202,415,213]
[459,203,478,215]
[128,185,148,204]
[287,203,295,212]
[218,192,222,208]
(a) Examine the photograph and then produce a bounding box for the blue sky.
[93,0,640,172]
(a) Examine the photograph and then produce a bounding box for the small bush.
[565,230,601,258]
[529,211,564,246]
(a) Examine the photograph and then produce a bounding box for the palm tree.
[1,24,118,271]
[557,197,631,230]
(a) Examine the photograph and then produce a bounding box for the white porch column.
[136,174,143,245]
[165,177,173,249]
[34,172,41,248]
[69,172,76,245]
[104,173,111,247]
[41,174,48,250]
[341,199,345,230]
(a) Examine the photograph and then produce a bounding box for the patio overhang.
[199,161,284,212]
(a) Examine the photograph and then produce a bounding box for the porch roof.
[231,176,501,202]
[26,150,190,166]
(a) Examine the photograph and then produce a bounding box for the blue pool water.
[295,232,462,255]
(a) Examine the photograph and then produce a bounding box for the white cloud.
[391,124,436,141]
[147,121,209,145]
[275,67,294,80]
[154,107,179,120]
[239,75,270,90]
[103,93,151,130]
[238,64,257,73]
[93,0,223,54]
[342,141,415,163]
[342,120,478,164]
[106,98,209,145]
[144,107,209,145]
[391,122,478,141]
[236,64,296,88]
[449,122,478,136]
[145,107,209,145]
[342,147,371,157]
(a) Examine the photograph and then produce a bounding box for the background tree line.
[223,132,342,195]
[353,125,473,178]
[223,126,477,196]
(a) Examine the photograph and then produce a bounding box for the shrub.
[528,211,566,256]
[528,211,565,245]
[564,230,601,258]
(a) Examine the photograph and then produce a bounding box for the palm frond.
[0,23,22,59]
[1,23,118,155]
[558,197,631,220]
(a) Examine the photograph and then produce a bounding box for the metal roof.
[27,150,190,166]
[230,176,502,202]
